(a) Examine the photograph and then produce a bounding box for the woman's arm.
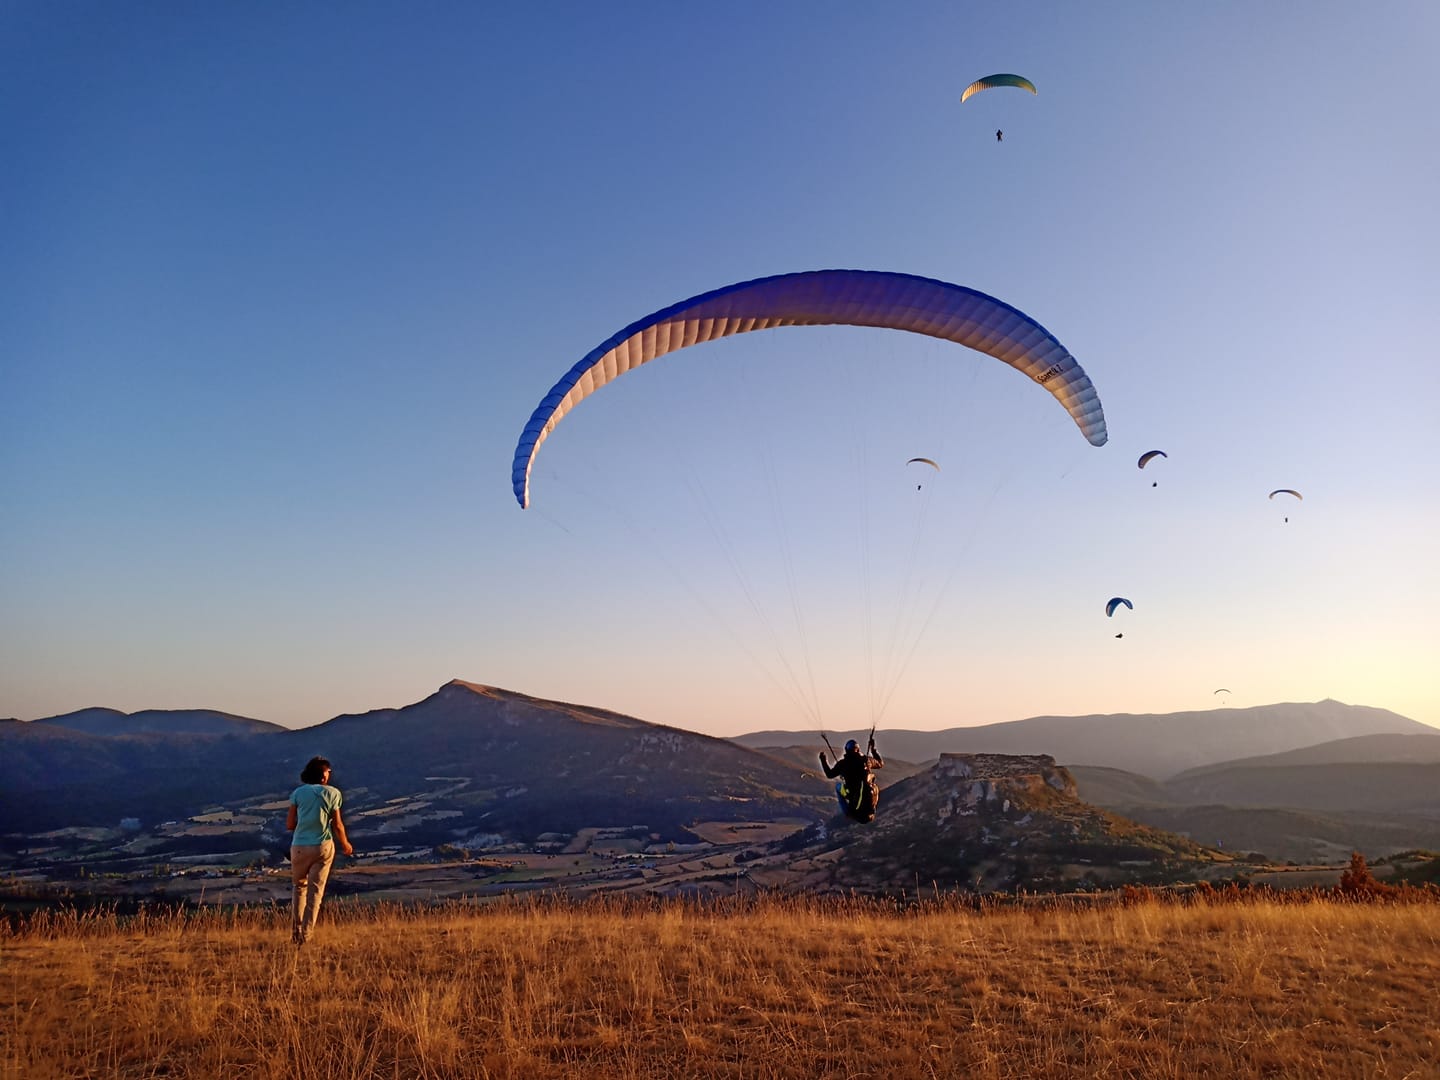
[286,804,297,831]
[331,808,354,857]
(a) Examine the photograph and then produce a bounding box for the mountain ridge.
[5,682,1439,885]
[32,706,283,737]
[735,700,1432,779]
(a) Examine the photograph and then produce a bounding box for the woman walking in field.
[286,756,353,945]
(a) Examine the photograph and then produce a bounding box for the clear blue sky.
[3,2,1437,735]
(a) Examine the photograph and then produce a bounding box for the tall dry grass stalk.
[3,892,1437,1078]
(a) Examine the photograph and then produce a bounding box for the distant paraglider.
[962,75,1036,144]
[961,74,1038,104]
[907,457,940,490]
[1269,488,1303,523]
[1137,449,1167,487]
[1106,596,1132,637]
[512,269,1108,509]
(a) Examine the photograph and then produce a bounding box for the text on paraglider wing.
[1035,363,1065,384]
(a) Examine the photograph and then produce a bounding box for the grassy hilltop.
[5,888,1438,1079]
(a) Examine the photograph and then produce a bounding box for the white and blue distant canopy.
[512,269,1108,509]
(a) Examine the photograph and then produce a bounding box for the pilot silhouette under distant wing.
[996,129,1003,142]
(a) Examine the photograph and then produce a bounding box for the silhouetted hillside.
[1099,804,1440,865]
[0,681,826,839]
[1172,732,1440,775]
[1071,756,1440,864]
[1163,763,1440,815]
[1068,765,1176,807]
[736,700,1432,779]
[278,680,823,837]
[35,707,283,736]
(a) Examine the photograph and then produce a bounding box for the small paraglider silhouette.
[907,456,940,490]
[1138,449,1167,487]
[1269,488,1302,523]
[961,74,1035,144]
[1106,596,1132,638]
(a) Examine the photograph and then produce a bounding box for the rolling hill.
[32,707,284,736]
[1069,737,1440,864]
[735,700,1434,779]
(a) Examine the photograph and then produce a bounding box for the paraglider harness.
[820,733,883,824]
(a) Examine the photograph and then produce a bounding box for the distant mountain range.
[739,703,1440,865]
[4,686,1437,872]
[736,700,1435,779]
[31,707,284,737]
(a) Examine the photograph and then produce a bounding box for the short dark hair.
[300,756,331,784]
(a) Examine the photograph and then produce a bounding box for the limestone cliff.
[799,752,1223,893]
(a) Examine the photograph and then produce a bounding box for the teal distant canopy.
[960,74,1038,104]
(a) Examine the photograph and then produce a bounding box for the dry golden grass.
[3,892,1438,1079]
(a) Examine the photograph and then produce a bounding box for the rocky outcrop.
[928,753,1077,822]
[795,751,1222,894]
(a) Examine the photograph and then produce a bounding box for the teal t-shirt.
[290,783,342,846]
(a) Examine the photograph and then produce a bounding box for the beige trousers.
[290,841,335,943]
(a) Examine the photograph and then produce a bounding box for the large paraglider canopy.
[513,269,1108,509]
[961,74,1038,104]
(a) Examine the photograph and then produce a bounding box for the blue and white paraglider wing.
[513,269,1108,508]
